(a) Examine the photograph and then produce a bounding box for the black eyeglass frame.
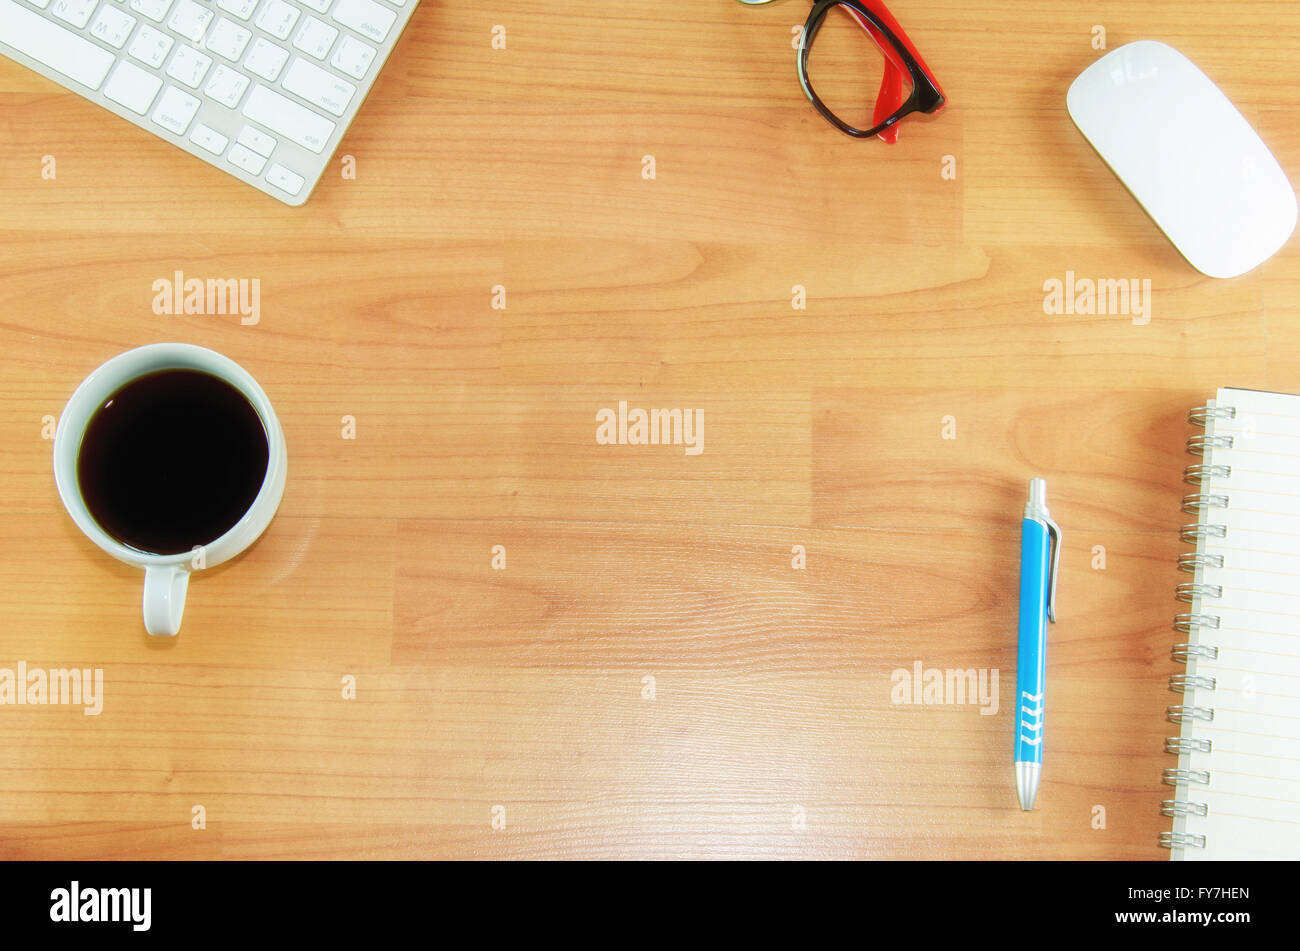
[796,0,946,139]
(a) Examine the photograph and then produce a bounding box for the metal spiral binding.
[1187,405,1237,425]
[1177,553,1223,572]
[1164,732,1211,753]
[1184,463,1231,485]
[1170,643,1218,663]
[1165,736,1212,754]
[1187,434,1233,456]
[1173,614,1220,634]
[1175,582,1222,601]
[1163,767,1210,786]
[1181,493,1228,514]
[1162,403,1235,851]
[1169,674,1217,693]
[1159,832,1206,849]
[1161,800,1209,817]
[1180,522,1226,542]
[1167,705,1214,723]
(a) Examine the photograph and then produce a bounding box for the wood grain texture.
[1,0,1298,859]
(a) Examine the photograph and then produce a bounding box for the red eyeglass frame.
[798,0,947,142]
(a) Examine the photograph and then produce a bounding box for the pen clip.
[1044,515,1062,623]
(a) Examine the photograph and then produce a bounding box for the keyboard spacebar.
[0,0,115,91]
[243,85,336,155]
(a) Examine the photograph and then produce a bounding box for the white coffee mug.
[53,344,287,636]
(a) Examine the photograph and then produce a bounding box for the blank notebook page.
[1172,387,1300,859]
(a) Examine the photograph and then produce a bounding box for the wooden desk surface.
[2,0,1298,860]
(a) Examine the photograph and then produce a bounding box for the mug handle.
[143,565,190,637]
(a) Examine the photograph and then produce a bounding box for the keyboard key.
[128,0,171,22]
[254,0,298,40]
[0,0,115,89]
[244,37,289,82]
[236,125,277,157]
[189,122,228,155]
[205,16,251,60]
[242,83,335,153]
[265,163,305,196]
[227,143,267,174]
[216,0,255,18]
[330,34,375,81]
[150,84,200,133]
[293,16,338,60]
[26,0,52,8]
[165,43,212,88]
[167,0,211,41]
[204,63,249,107]
[298,0,330,12]
[50,0,97,28]
[127,23,173,68]
[331,0,394,43]
[281,56,354,116]
[90,4,136,48]
[104,59,162,114]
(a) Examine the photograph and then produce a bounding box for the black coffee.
[77,368,269,555]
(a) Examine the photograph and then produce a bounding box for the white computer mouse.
[1067,40,1296,279]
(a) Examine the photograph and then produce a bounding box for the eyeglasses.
[737,0,947,142]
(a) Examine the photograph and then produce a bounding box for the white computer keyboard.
[0,0,418,204]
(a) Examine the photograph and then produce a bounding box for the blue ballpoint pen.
[1015,478,1061,811]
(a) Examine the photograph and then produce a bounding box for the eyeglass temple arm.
[851,0,946,101]
[844,2,946,142]
[842,6,907,142]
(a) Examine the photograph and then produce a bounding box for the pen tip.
[1016,762,1040,811]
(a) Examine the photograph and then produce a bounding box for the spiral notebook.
[1164,387,1300,859]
